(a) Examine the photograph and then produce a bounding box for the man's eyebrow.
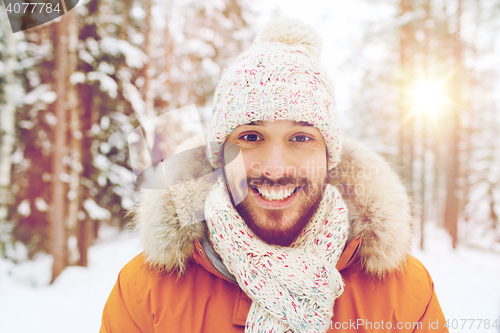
[291,121,313,127]
[247,121,264,126]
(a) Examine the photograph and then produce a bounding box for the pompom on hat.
[207,18,341,169]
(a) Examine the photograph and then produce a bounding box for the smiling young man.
[101,19,448,333]
[224,120,329,247]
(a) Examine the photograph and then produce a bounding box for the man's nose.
[260,141,292,180]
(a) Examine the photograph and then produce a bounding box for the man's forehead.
[245,120,313,127]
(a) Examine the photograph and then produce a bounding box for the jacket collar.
[131,136,414,278]
[193,236,363,286]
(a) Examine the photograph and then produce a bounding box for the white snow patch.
[0,231,141,333]
[100,37,147,69]
[45,112,57,126]
[79,49,94,64]
[35,197,48,212]
[121,196,136,210]
[100,115,110,130]
[17,199,31,217]
[87,71,118,99]
[94,154,111,171]
[10,148,24,164]
[83,199,111,221]
[97,62,115,75]
[70,72,86,85]
[24,84,57,105]
[100,142,111,154]
[413,224,500,332]
[86,38,100,57]
[122,79,146,116]
[131,5,146,20]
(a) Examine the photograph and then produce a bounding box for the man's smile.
[248,184,302,208]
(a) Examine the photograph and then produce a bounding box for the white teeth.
[256,186,297,201]
[270,190,277,200]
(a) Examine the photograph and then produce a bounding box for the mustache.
[245,175,308,188]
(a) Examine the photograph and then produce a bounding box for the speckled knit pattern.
[206,19,341,170]
[204,176,349,333]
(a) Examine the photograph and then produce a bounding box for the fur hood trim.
[131,137,414,278]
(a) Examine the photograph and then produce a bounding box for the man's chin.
[244,217,305,246]
[235,192,322,246]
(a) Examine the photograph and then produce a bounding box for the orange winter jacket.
[100,138,448,332]
[101,237,447,333]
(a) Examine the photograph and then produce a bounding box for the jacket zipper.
[197,243,238,285]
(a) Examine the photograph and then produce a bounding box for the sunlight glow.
[410,79,447,115]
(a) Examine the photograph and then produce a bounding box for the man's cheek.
[298,160,326,179]
[223,150,248,205]
[249,162,261,177]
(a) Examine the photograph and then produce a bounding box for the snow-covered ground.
[412,224,500,333]
[1,224,499,333]
[0,227,142,333]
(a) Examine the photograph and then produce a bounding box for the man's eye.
[240,134,262,142]
[291,135,311,142]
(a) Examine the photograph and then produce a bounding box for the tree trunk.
[120,0,132,40]
[65,10,83,266]
[420,116,427,250]
[77,82,94,266]
[51,13,70,283]
[0,14,17,254]
[419,0,431,250]
[444,0,462,249]
[444,112,460,249]
[164,0,174,107]
[144,0,156,118]
[77,212,90,266]
[398,0,414,196]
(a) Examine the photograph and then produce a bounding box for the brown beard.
[230,175,327,246]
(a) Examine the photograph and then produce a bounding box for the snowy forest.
[1,0,500,331]
[0,0,254,279]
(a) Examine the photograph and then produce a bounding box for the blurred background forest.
[0,0,499,285]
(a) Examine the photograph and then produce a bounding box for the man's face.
[223,120,328,246]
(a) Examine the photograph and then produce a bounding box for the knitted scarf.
[204,176,349,333]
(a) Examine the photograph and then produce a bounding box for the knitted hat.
[207,18,341,169]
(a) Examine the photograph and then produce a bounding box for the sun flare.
[410,79,447,115]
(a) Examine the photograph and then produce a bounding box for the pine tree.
[0,12,18,255]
